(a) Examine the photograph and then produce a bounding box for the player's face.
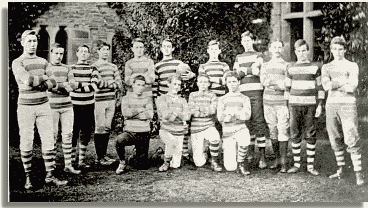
[51,47,64,64]
[197,76,210,92]
[132,42,144,57]
[161,41,174,56]
[226,77,239,92]
[22,35,38,55]
[98,46,110,59]
[269,41,283,58]
[207,45,221,58]
[295,44,309,62]
[169,78,181,94]
[76,47,90,61]
[132,79,146,95]
[241,36,254,51]
[330,44,346,61]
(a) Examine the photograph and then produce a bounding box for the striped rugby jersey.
[156,93,191,136]
[121,93,153,133]
[93,60,122,102]
[12,54,56,105]
[198,61,230,97]
[217,92,251,138]
[46,63,77,109]
[125,57,155,97]
[153,58,192,99]
[285,62,325,106]
[188,91,218,134]
[321,59,359,104]
[233,51,264,97]
[260,58,288,106]
[69,63,100,105]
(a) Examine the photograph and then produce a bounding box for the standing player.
[188,73,222,172]
[285,39,324,176]
[233,31,268,169]
[153,38,195,169]
[156,74,191,172]
[93,41,122,166]
[12,30,68,189]
[115,75,153,174]
[260,40,289,173]
[321,36,364,186]
[217,71,251,175]
[125,38,155,98]
[69,44,100,169]
[46,43,81,175]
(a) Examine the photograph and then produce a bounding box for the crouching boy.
[217,71,251,176]
[115,75,153,174]
[156,74,191,172]
[188,73,222,172]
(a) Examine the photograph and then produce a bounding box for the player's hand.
[315,104,322,118]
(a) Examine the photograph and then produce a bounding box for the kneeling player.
[156,74,191,172]
[115,75,153,174]
[217,71,251,176]
[188,73,222,172]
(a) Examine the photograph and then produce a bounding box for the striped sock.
[256,137,266,148]
[306,143,316,170]
[350,152,362,172]
[249,135,256,146]
[237,146,248,162]
[182,134,190,157]
[209,142,220,157]
[334,150,345,167]
[21,150,33,173]
[292,142,301,168]
[78,144,88,165]
[42,149,55,172]
[248,135,256,158]
[62,139,73,168]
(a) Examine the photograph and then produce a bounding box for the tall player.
[233,31,268,169]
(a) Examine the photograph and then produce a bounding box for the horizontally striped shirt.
[260,58,288,106]
[12,54,56,105]
[93,60,121,102]
[69,63,100,105]
[198,61,230,97]
[321,59,359,104]
[217,92,251,138]
[285,62,325,106]
[233,51,264,97]
[125,57,155,98]
[121,93,153,133]
[46,63,76,109]
[188,91,218,134]
[153,58,192,99]
[156,93,191,136]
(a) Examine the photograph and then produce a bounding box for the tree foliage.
[317,2,368,96]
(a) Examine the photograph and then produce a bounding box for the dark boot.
[210,156,222,172]
[270,140,280,169]
[93,134,104,162]
[279,141,288,173]
[237,162,250,176]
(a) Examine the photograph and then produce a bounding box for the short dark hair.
[161,38,175,48]
[96,41,111,51]
[168,73,183,84]
[77,44,90,53]
[330,36,346,49]
[241,31,256,40]
[132,75,146,84]
[208,40,220,48]
[50,43,64,53]
[224,71,240,81]
[132,38,145,45]
[294,39,309,51]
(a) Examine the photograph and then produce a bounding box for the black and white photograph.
[7,2,368,203]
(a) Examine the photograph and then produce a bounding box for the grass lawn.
[8,99,368,202]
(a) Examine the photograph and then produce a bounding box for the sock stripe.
[292,142,301,148]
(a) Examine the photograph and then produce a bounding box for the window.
[37,25,49,61]
[291,2,303,13]
[289,18,303,62]
[312,17,324,62]
[313,2,324,11]
[55,26,68,64]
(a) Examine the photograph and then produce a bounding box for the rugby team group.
[12,29,364,191]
